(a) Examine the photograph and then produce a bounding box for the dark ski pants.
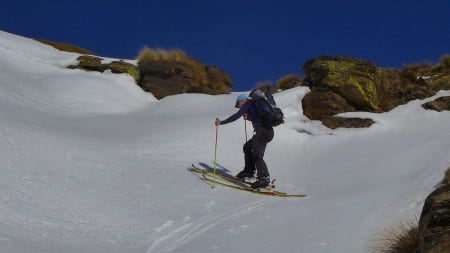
[243,127,274,178]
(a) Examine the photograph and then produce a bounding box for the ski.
[190,164,279,192]
[189,164,307,198]
[189,164,254,185]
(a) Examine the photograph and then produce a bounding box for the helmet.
[235,94,249,108]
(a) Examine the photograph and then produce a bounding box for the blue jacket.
[221,100,268,129]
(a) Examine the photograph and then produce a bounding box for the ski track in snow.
[145,200,265,253]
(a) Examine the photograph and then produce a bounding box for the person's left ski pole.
[212,119,219,188]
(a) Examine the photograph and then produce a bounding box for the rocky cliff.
[67,55,232,99]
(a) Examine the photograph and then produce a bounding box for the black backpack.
[249,88,284,127]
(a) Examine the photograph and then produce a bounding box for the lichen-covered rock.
[68,56,140,83]
[107,60,140,83]
[71,55,106,72]
[303,56,382,111]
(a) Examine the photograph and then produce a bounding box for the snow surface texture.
[0,30,449,253]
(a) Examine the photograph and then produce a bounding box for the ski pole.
[213,120,219,188]
[244,118,248,142]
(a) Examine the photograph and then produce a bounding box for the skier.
[215,94,274,189]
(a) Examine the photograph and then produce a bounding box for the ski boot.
[236,170,256,182]
[251,176,270,189]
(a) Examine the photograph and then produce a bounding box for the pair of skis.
[188,164,306,198]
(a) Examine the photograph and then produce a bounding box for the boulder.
[69,55,105,72]
[422,96,450,112]
[138,60,196,99]
[302,90,356,120]
[138,60,232,99]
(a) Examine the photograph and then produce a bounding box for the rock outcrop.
[418,169,450,253]
[301,55,450,129]
[67,55,233,99]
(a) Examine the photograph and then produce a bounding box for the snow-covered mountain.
[0,30,449,253]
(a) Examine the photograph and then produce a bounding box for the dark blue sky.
[1,0,448,91]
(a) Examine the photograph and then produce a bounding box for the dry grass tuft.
[255,80,277,93]
[136,47,187,64]
[369,219,419,253]
[36,39,92,54]
[434,54,450,73]
[277,74,303,90]
[400,62,433,82]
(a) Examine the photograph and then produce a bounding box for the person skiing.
[215,94,274,189]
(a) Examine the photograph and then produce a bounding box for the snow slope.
[0,30,449,253]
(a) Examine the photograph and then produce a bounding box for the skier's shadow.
[198,162,235,177]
